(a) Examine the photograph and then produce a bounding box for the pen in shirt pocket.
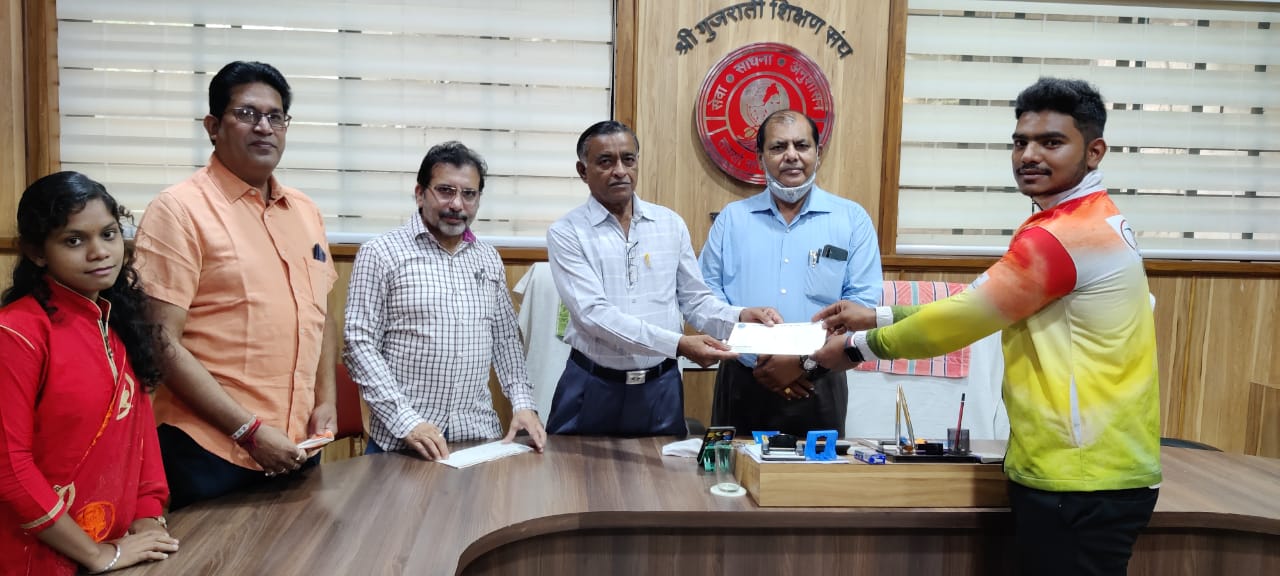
[644,253,651,268]
[312,243,327,262]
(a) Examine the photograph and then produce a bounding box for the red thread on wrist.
[235,417,262,451]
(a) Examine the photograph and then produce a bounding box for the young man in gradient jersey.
[811,77,1160,576]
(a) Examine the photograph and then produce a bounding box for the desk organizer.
[734,451,1008,508]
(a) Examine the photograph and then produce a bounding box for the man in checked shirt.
[344,141,546,460]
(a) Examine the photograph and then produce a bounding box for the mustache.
[1017,165,1049,175]
[440,210,468,222]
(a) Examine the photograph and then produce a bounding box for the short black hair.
[1014,77,1107,142]
[575,120,639,161]
[208,61,292,117]
[416,141,488,191]
[755,109,820,154]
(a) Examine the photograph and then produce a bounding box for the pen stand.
[947,428,971,455]
[804,430,839,461]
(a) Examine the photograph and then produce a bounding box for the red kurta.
[0,280,168,576]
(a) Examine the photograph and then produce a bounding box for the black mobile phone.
[821,244,849,262]
[697,426,736,466]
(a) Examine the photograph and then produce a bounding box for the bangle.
[88,542,121,574]
[230,415,259,441]
[234,418,263,451]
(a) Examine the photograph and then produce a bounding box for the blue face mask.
[765,167,818,204]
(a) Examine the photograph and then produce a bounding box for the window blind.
[899,0,1279,260]
[57,0,614,245]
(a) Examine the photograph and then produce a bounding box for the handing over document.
[726,322,828,356]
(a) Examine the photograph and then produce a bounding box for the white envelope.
[726,322,829,356]
[437,441,533,469]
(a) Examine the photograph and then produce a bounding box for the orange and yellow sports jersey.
[866,189,1161,492]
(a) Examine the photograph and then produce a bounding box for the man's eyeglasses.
[430,184,482,205]
[229,107,292,130]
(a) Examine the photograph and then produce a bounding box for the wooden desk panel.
[117,438,1280,576]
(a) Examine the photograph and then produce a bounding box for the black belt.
[570,349,676,385]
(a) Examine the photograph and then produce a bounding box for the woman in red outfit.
[0,172,180,575]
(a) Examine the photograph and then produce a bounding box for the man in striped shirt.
[344,141,546,460]
[545,121,781,437]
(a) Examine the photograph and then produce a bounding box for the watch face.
[803,357,818,371]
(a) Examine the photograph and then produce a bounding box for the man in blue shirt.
[699,109,882,437]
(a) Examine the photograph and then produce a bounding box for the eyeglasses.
[229,107,292,129]
[625,241,640,289]
[430,184,482,205]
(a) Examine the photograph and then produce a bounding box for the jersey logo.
[1106,215,1140,254]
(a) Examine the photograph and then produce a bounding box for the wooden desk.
[119,437,1280,576]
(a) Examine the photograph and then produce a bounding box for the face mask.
[765,168,818,204]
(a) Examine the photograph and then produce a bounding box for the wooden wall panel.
[1178,278,1274,453]
[1251,278,1280,388]
[22,0,58,180]
[634,0,891,249]
[1149,276,1194,440]
[1,0,23,235]
[1245,382,1280,459]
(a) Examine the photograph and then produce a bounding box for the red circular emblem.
[696,43,835,185]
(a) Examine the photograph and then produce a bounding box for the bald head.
[755,109,820,154]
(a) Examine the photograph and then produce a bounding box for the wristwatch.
[799,355,829,380]
[843,333,865,364]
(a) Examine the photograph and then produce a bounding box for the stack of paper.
[437,441,532,469]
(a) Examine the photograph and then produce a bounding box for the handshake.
[809,300,879,372]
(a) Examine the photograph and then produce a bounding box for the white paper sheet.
[437,441,533,469]
[726,322,829,355]
[741,443,850,464]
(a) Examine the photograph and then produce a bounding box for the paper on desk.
[661,438,704,458]
[741,443,849,464]
[726,322,828,356]
[436,441,532,469]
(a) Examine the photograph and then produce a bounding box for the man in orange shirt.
[133,61,339,510]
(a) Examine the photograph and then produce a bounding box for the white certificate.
[726,322,829,356]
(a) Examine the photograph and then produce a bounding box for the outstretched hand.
[812,301,876,334]
[677,334,738,368]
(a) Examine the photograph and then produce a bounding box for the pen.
[955,392,966,445]
[644,253,651,268]
[898,385,916,451]
[808,250,818,268]
[894,386,901,449]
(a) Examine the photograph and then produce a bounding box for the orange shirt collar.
[206,153,290,207]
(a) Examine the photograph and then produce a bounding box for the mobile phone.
[821,244,849,262]
[697,426,736,466]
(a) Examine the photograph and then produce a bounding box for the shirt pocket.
[305,258,337,315]
[803,258,844,304]
[467,272,502,323]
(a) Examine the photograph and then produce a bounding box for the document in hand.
[437,441,533,469]
[726,322,829,356]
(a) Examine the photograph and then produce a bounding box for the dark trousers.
[1008,480,1159,576]
[710,359,848,438]
[546,354,687,437]
[158,424,319,511]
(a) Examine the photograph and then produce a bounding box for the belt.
[570,349,676,385]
